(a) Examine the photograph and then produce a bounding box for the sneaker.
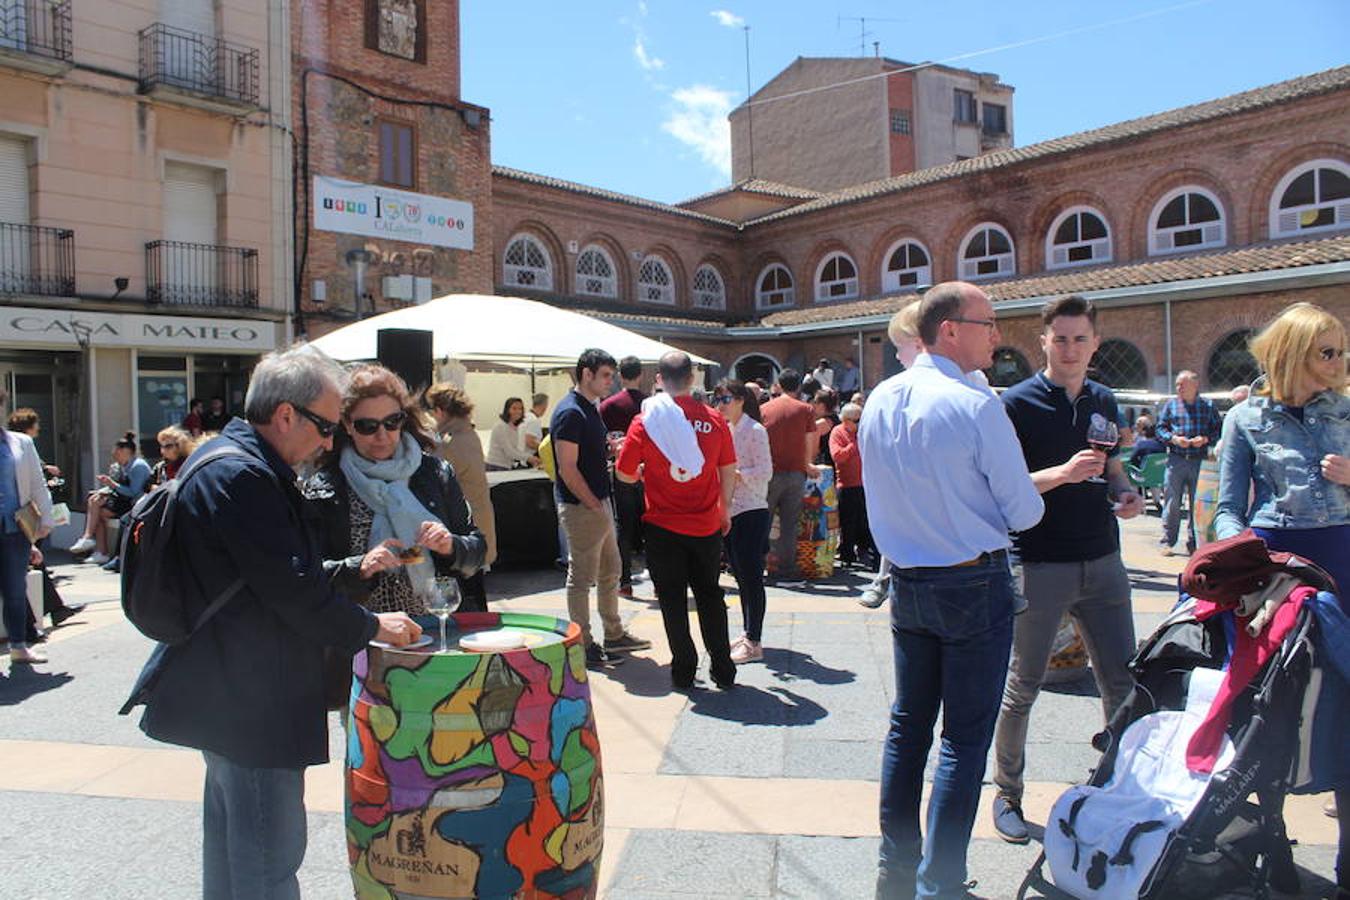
[584,643,625,669]
[1159,544,1176,557]
[68,537,95,555]
[1325,795,1338,818]
[603,631,652,653]
[858,588,887,609]
[87,552,111,565]
[992,795,1029,844]
[730,639,762,664]
[10,646,48,664]
[102,557,121,573]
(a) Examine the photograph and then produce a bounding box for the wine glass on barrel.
[1085,414,1119,485]
[423,576,461,652]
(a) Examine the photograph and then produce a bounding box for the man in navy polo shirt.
[552,348,651,669]
[990,295,1145,844]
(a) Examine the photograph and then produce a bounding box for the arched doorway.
[732,353,780,385]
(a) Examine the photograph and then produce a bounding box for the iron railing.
[138,23,259,106]
[146,240,258,308]
[0,0,71,64]
[0,222,74,296]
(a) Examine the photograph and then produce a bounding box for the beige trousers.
[558,501,622,645]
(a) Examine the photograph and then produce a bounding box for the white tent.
[308,293,713,368]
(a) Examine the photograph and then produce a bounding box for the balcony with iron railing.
[146,240,258,308]
[138,23,260,114]
[0,222,75,297]
[0,0,72,75]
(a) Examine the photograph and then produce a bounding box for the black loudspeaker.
[376,328,434,394]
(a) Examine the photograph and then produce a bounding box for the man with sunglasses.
[861,282,1042,899]
[131,344,422,900]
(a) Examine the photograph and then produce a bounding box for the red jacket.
[829,422,862,489]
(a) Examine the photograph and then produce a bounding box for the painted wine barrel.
[795,466,840,579]
[1192,456,1222,549]
[346,612,603,899]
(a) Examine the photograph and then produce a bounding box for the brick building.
[293,0,492,338]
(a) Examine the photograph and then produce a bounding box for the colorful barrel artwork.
[795,466,839,578]
[1192,456,1222,548]
[346,612,603,900]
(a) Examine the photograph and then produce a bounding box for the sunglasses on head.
[351,411,407,436]
[1316,347,1346,362]
[293,404,340,438]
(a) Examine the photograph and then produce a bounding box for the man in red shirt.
[759,369,818,578]
[616,352,738,690]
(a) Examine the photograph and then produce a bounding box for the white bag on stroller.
[1045,668,1235,900]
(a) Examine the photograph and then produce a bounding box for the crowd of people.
[0,282,1344,900]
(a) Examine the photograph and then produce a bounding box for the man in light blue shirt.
[861,281,1042,899]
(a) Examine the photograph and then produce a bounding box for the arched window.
[692,264,725,309]
[1208,330,1259,390]
[733,353,780,384]
[881,240,932,292]
[958,224,1015,281]
[815,251,859,301]
[1270,159,1350,238]
[636,254,674,305]
[575,245,617,298]
[502,233,552,290]
[756,263,794,309]
[1149,188,1225,254]
[985,347,1031,388]
[1090,339,1148,389]
[1046,207,1111,269]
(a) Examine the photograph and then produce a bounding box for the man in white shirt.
[861,282,1043,899]
[811,358,835,390]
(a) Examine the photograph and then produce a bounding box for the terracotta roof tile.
[677,178,823,206]
[759,235,1350,327]
[746,66,1350,226]
[491,166,738,228]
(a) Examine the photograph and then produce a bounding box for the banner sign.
[0,307,279,352]
[313,176,474,251]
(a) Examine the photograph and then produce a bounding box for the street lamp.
[345,248,377,318]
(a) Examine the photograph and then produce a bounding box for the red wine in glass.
[1085,416,1118,484]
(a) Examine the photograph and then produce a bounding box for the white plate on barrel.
[369,634,435,651]
[459,629,528,652]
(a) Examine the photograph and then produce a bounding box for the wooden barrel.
[346,612,602,899]
[1192,456,1222,549]
[795,466,840,579]
[1044,613,1089,685]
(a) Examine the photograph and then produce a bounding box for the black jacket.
[138,420,379,768]
[304,452,487,604]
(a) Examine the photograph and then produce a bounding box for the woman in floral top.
[720,380,773,663]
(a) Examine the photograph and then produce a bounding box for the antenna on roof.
[838,15,904,57]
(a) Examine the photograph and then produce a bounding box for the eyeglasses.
[351,411,407,435]
[948,317,997,329]
[1316,347,1346,362]
[293,404,340,438]
[712,395,733,405]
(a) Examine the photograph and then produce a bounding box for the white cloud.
[661,85,735,177]
[710,10,744,28]
[633,36,665,71]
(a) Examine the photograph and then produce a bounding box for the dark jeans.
[0,531,30,645]
[613,477,644,585]
[644,523,735,686]
[726,508,771,642]
[879,553,1016,899]
[838,485,876,565]
[1162,453,1203,549]
[202,750,306,900]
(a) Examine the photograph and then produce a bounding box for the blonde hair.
[1249,302,1346,403]
[887,300,922,345]
[157,425,195,458]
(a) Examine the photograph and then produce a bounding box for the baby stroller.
[1017,584,1331,900]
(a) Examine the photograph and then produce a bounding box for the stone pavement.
[0,515,1339,899]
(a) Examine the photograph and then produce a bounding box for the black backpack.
[119,444,253,644]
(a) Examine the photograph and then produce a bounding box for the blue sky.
[461,0,1349,205]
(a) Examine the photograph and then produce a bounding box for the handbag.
[15,501,42,543]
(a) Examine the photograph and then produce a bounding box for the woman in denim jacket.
[1213,301,1348,892]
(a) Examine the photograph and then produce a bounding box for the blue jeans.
[1161,454,1203,549]
[879,554,1016,898]
[202,751,306,900]
[0,531,31,645]
[726,508,771,641]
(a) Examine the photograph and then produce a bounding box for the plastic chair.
[1127,452,1167,512]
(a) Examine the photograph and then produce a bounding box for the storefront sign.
[313,176,474,250]
[1,307,279,352]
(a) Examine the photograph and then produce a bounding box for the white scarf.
[339,432,438,585]
[640,392,704,478]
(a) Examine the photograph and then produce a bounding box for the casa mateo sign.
[1,307,278,352]
[313,176,474,251]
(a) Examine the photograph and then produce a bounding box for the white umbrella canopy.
[308,293,713,368]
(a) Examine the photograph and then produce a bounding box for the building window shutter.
[0,137,30,225]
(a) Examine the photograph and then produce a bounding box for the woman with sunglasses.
[306,365,486,619]
[719,380,773,664]
[1214,301,1348,891]
[151,425,196,486]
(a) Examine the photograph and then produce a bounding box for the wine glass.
[423,576,461,652]
[1085,415,1119,485]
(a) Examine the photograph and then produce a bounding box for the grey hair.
[244,343,348,424]
[840,402,863,421]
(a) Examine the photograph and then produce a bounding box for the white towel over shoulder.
[640,393,705,478]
